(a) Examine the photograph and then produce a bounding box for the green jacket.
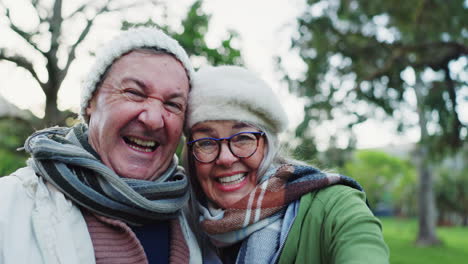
[278,185,390,264]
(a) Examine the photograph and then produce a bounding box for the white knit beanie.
[80,27,194,123]
[185,65,288,135]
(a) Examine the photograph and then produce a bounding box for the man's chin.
[114,166,154,180]
[112,153,174,180]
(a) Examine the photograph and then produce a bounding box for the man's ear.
[86,98,95,116]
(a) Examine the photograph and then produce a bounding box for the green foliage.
[0,148,27,176]
[288,133,356,170]
[435,147,468,225]
[343,150,416,213]
[122,0,243,67]
[381,217,468,264]
[288,136,320,165]
[319,135,356,169]
[282,0,467,154]
[0,118,32,176]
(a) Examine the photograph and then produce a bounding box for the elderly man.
[0,27,200,264]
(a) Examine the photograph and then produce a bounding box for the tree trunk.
[43,81,61,127]
[415,144,441,245]
[414,75,441,246]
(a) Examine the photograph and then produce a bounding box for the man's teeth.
[129,145,153,152]
[218,173,246,185]
[125,136,158,152]
[128,136,156,147]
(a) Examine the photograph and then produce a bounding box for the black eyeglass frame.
[187,131,265,163]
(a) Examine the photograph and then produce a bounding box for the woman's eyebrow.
[191,127,214,134]
[232,122,251,129]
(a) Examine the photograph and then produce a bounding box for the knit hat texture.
[185,65,288,134]
[80,27,194,123]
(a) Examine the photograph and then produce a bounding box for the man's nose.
[215,142,238,167]
[137,100,165,130]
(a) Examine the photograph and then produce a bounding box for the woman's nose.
[215,142,238,167]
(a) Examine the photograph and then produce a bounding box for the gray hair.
[253,123,283,180]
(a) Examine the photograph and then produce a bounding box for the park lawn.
[380,217,468,264]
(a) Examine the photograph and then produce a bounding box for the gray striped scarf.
[24,123,189,225]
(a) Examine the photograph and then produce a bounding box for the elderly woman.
[183,65,389,264]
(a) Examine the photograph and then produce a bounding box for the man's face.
[86,51,189,180]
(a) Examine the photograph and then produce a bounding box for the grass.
[380,217,468,264]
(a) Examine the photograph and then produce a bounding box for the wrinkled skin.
[86,51,189,181]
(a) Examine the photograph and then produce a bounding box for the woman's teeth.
[124,136,158,152]
[217,173,246,185]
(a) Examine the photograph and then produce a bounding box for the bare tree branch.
[96,0,111,15]
[61,0,119,82]
[62,0,158,81]
[4,8,45,56]
[31,0,50,25]
[413,0,427,27]
[31,0,42,14]
[49,0,63,51]
[360,48,403,81]
[360,41,468,82]
[64,0,94,20]
[0,51,44,86]
[107,0,154,13]
[393,41,468,56]
[61,19,93,83]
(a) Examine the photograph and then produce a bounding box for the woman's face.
[190,120,266,208]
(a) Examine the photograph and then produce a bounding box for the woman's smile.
[213,172,248,191]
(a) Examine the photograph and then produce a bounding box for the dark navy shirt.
[131,221,170,264]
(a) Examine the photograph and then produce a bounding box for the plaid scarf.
[24,123,189,225]
[199,164,364,263]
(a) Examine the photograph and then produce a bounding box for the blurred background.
[0,0,467,263]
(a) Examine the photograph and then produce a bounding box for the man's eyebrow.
[122,77,187,99]
[166,91,187,100]
[122,77,146,89]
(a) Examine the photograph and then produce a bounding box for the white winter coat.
[0,166,95,264]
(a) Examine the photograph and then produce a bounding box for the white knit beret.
[185,65,288,134]
[80,27,194,123]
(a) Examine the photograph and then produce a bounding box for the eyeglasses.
[187,131,265,163]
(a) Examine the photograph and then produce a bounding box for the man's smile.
[123,136,159,153]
